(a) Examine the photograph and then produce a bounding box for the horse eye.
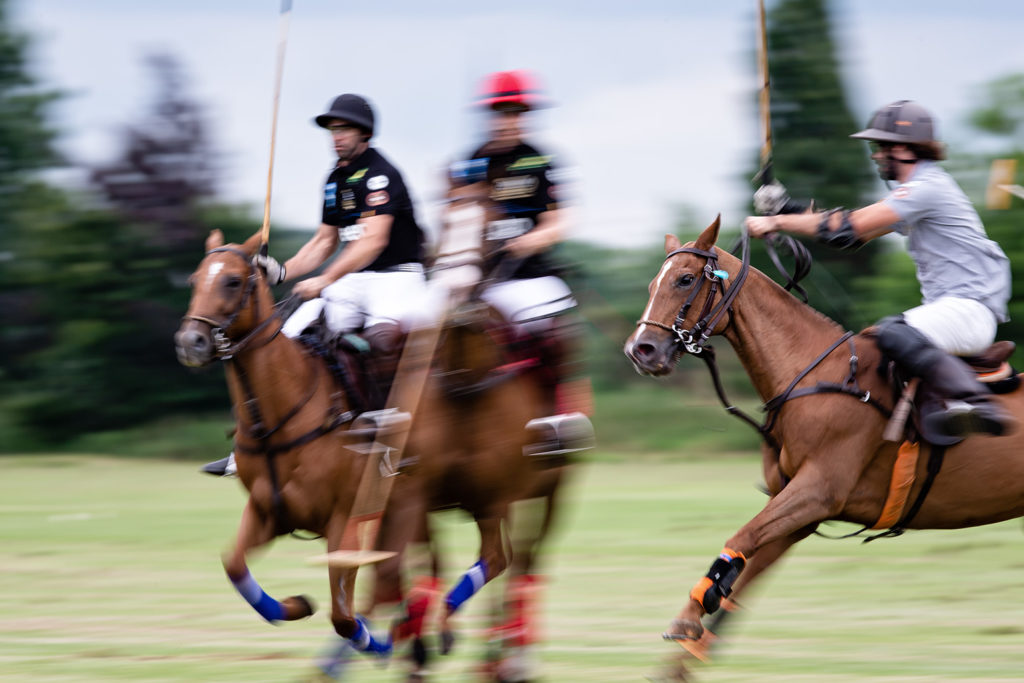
[676,273,696,288]
[224,275,243,290]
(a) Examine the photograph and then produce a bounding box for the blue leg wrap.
[446,559,488,613]
[315,636,355,679]
[350,616,393,656]
[231,570,285,623]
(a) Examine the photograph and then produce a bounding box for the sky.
[15,0,1024,248]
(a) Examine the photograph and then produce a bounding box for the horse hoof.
[439,628,455,655]
[663,618,703,642]
[283,594,316,620]
[411,636,428,668]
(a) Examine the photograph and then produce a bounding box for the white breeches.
[281,269,429,337]
[903,296,998,356]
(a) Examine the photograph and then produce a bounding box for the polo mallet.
[308,320,444,569]
[754,0,773,187]
[258,0,293,259]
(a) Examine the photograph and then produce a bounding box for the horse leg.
[667,463,849,642]
[440,514,508,655]
[318,507,393,659]
[491,477,565,682]
[685,524,818,662]
[223,499,316,624]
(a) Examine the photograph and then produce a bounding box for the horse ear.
[205,229,224,251]
[694,214,721,251]
[664,234,682,254]
[241,232,263,257]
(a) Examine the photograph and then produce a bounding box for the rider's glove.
[253,253,286,284]
[753,181,791,216]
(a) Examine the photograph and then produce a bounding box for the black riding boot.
[362,322,404,409]
[875,316,1013,438]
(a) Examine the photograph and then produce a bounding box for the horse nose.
[175,327,213,367]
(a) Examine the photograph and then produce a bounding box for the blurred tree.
[747,0,885,330]
[968,74,1024,149]
[3,47,258,444]
[963,72,1024,359]
[91,53,219,249]
[0,0,63,386]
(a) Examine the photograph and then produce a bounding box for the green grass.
[2,454,1023,682]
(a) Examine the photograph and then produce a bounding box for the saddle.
[962,340,1017,385]
[296,319,405,415]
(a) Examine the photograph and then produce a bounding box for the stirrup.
[200,452,237,477]
[346,408,413,455]
[924,400,1010,438]
[523,412,595,466]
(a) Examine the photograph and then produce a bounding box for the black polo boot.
[875,316,1014,439]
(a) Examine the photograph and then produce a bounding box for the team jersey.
[321,147,424,271]
[467,141,563,279]
[883,160,1010,322]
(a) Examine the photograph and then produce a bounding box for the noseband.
[182,246,276,359]
[637,228,752,354]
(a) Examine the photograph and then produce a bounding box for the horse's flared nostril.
[636,343,656,358]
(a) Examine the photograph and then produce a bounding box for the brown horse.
[624,216,1024,668]
[175,229,393,656]
[334,182,581,682]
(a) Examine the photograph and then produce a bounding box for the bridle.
[633,227,887,453]
[182,247,283,359]
[636,227,752,355]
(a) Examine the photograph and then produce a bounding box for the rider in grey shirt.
[886,159,1010,324]
[745,100,1014,439]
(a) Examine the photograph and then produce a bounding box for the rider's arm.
[747,199,901,245]
[283,222,341,280]
[320,214,393,280]
[290,215,393,300]
[504,208,566,258]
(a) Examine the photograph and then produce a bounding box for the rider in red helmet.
[457,69,594,460]
[746,100,1014,441]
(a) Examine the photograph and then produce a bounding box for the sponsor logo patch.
[324,182,337,208]
[341,189,356,210]
[485,217,532,241]
[507,155,551,171]
[346,168,368,184]
[366,190,390,207]
[338,223,364,242]
[491,175,538,201]
[367,174,389,191]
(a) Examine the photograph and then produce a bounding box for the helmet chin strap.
[881,148,917,181]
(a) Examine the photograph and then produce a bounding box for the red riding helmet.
[476,70,548,111]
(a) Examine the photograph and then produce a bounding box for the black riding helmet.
[314,93,375,137]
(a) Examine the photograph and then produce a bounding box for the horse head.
[175,230,273,367]
[625,215,742,376]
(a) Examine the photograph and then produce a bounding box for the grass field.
[2,453,1023,682]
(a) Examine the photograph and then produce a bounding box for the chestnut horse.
[175,229,394,656]
[624,216,1024,668]
[323,182,579,682]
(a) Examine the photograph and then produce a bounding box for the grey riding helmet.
[850,100,936,144]
[314,93,375,137]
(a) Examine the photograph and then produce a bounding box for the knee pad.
[362,322,404,357]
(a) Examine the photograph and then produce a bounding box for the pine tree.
[752,0,882,328]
